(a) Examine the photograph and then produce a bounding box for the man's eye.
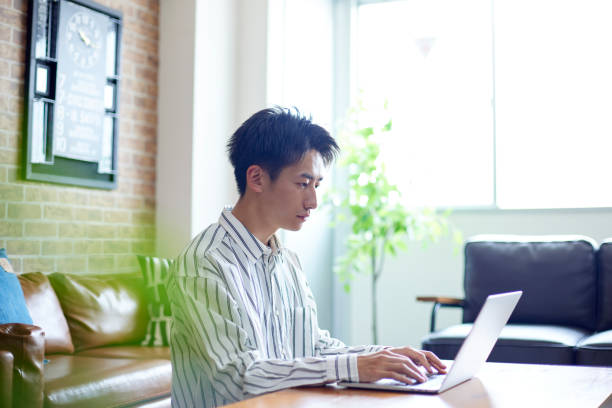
[298,182,308,188]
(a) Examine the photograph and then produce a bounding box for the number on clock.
[65,11,102,69]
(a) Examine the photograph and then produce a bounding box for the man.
[168,107,446,407]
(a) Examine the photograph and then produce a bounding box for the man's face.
[262,149,325,232]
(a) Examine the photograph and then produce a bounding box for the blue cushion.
[0,248,33,325]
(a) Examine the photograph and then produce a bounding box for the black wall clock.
[24,0,122,189]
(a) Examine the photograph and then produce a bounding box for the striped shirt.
[168,209,384,407]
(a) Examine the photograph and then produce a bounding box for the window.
[355,0,612,209]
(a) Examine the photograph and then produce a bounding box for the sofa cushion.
[43,355,171,408]
[138,256,173,347]
[0,249,33,325]
[422,323,589,365]
[19,272,75,354]
[575,330,612,366]
[76,345,170,360]
[597,239,612,331]
[464,235,598,331]
[48,273,148,351]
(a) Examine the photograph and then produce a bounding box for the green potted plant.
[329,104,460,344]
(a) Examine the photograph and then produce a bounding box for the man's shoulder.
[281,247,302,270]
[177,223,228,267]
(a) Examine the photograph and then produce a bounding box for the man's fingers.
[386,352,423,375]
[388,371,419,385]
[424,351,447,373]
[413,351,434,374]
[389,361,426,382]
[381,353,427,382]
[401,363,427,382]
[391,349,433,374]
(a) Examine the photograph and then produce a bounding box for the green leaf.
[395,240,408,251]
[358,127,374,138]
[383,119,392,132]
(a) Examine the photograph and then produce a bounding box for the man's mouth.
[297,214,309,221]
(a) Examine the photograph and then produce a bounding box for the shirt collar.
[268,234,283,254]
[219,208,282,262]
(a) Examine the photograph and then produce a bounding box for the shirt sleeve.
[315,327,388,356]
[169,260,360,402]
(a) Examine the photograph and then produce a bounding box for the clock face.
[65,11,102,69]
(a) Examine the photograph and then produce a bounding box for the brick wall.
[0,0,159,274]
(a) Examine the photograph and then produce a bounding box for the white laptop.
[338,290,523,394]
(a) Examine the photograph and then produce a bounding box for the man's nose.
[305,187,317,210]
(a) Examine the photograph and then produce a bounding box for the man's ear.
[245,165,267,193]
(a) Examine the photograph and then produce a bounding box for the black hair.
[227,106,340,196]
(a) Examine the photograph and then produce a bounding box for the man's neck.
[231,197,276,246]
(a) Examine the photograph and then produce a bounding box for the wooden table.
[225,361,612,408]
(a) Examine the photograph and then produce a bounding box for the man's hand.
[356,347,447,384]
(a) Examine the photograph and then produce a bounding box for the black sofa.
[419,235,612,366]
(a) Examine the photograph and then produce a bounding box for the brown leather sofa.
[0,272,171,408]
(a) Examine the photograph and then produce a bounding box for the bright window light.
[494,0,612,209]
[356,0,612,209]
[357,0,494,208]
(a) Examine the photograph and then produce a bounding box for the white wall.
[236,0,269,124]
[192,0,241,235]
[158,0,266,257]
[156,0,197,258]
[345,209,612,348]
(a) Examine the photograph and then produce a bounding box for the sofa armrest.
[416,296,464,305]
[0,323,45,408]
[416,296,464,333]
[0,350,13,408]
